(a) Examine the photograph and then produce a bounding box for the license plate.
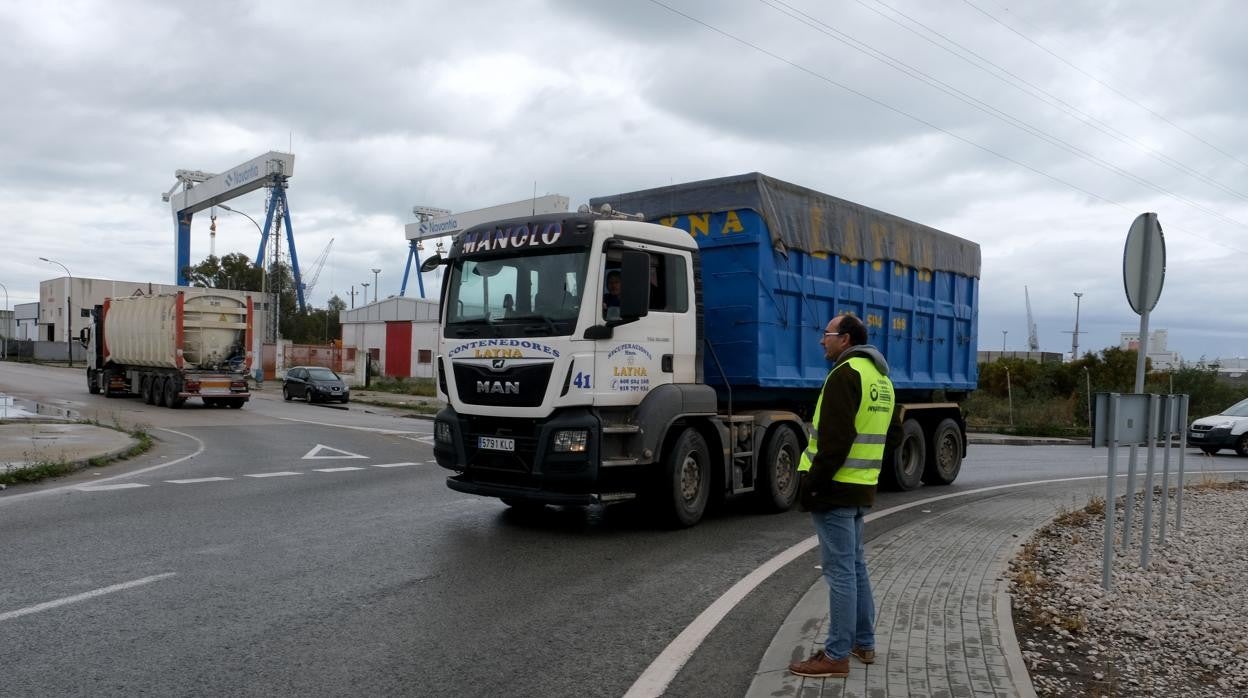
[1190,432,1203,439]
[479,436,515,452]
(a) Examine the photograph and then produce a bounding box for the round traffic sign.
[1123,213,1165,314]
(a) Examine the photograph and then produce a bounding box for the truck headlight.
[435,421,453,444]
[553,429,588,453]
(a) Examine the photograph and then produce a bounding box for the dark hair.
[836,314,868,346]
[607,270,621,280]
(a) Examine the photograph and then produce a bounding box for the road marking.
[165,477,232,484]
[302,444,368,460]
[279,417,426,436]
[313,467,366,473]
[0,572,176,623]
[372,462,416,468]
[425,459,438,464]
[75,483,149,492]
[624,468,1248,697]
[244,472,302,478]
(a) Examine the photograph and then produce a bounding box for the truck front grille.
[453,362,552,408]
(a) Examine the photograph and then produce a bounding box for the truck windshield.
[444,249,588,338]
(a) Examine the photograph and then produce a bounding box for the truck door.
[593,247,690,406]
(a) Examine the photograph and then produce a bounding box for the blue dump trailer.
[430,173,980,526]
[590,172,980,404]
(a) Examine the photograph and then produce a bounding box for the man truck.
[83,291,254,409]
[424,173,979,526]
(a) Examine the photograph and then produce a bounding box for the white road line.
[425,459,438,464]
[278,416,426,435]
[312,467,366,473]
[1,428,206,508]
[372,462,416,468]
[165,477,232,484]
[0,572,177,623]
[75,483,149,492]
[244,472,302,478]
[623,468,1248,697]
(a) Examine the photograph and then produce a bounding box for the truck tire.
[757,425,801,512]
[226,399,244,409]
[87,369,101,395]
[922,418,963,486]
[154,377,169,407]
[882,419,924,491]
[168,380,186,409]
[660,428,711,527]
[141,376,155,405]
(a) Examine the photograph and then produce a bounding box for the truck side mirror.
[420,254,444,273]
[619,250,650,320]
[78,327,91,348]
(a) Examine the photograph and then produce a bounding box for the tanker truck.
[82,291,254,409]
[423,173,979,526]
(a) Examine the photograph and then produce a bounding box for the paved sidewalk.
[747,489,1076,697]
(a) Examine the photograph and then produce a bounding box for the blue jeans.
[811,507,875,659]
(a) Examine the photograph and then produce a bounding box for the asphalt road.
[2,362,1245,696]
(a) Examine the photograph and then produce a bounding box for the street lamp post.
[0,280,8,360]
[39,257,73,367]
[371,268,381,303]
[219,204,271,382]
[361,282,370,306]
[1072,292,1084,361]
[1001,330,1008,354]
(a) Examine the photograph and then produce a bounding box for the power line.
[858,0,1248,203]
[642,0,1248,254]
[963,0,1248,171]
[753,0,1248,232]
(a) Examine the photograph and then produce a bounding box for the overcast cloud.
[3,0,1246,362]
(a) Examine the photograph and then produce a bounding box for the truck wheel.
[154,377,169,407]
[1236,434,1248,457]
[660,428,711,527]
[226,400,244,409]
[141,376,154,405]
[500,497,545,512]
[757,425,801,512]
[163,379,184,409]
[882,419,925,491]
[922,418,963,486]
[87,369,101,395]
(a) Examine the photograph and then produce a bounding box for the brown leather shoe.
[851,646,876,664]
[788,650,850,678]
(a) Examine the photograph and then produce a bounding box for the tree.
[181,252,263,291]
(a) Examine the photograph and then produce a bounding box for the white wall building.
[1119,329,1182,371]
[339,296,440,384]
[14,302,38,341]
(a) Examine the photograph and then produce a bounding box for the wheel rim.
[937,433,958,475]
[679,452,702,502]
[901,439,921,478]
[775,447,794,494]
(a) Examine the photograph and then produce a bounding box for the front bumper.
[433,406,639,501]
[1187,427,1237,449]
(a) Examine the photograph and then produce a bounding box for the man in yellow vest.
[789,313,901,679]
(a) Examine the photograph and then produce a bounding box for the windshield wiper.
[448,317,499,337]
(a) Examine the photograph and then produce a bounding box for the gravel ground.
[1009,480,1248,697]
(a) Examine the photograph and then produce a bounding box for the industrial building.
[339,296,439,384]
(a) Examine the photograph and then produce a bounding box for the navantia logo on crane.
[224,163,261,188]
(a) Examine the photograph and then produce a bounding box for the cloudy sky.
[3,0,1246,362]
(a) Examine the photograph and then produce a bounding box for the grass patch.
[363,377,436,397]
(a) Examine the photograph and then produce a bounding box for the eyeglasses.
[823,331,845,338]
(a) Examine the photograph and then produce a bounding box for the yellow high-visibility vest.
[797,356,895,486]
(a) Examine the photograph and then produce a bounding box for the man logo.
[477,380,519,395]
[492,359,506,370]
[869,385,879,401]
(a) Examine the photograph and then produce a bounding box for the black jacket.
[798,345,902,511]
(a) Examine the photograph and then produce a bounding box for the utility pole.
[361,282,370,306]
[349,285,357,309]
[1072,292,1084,361]
[371,268,381,303]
